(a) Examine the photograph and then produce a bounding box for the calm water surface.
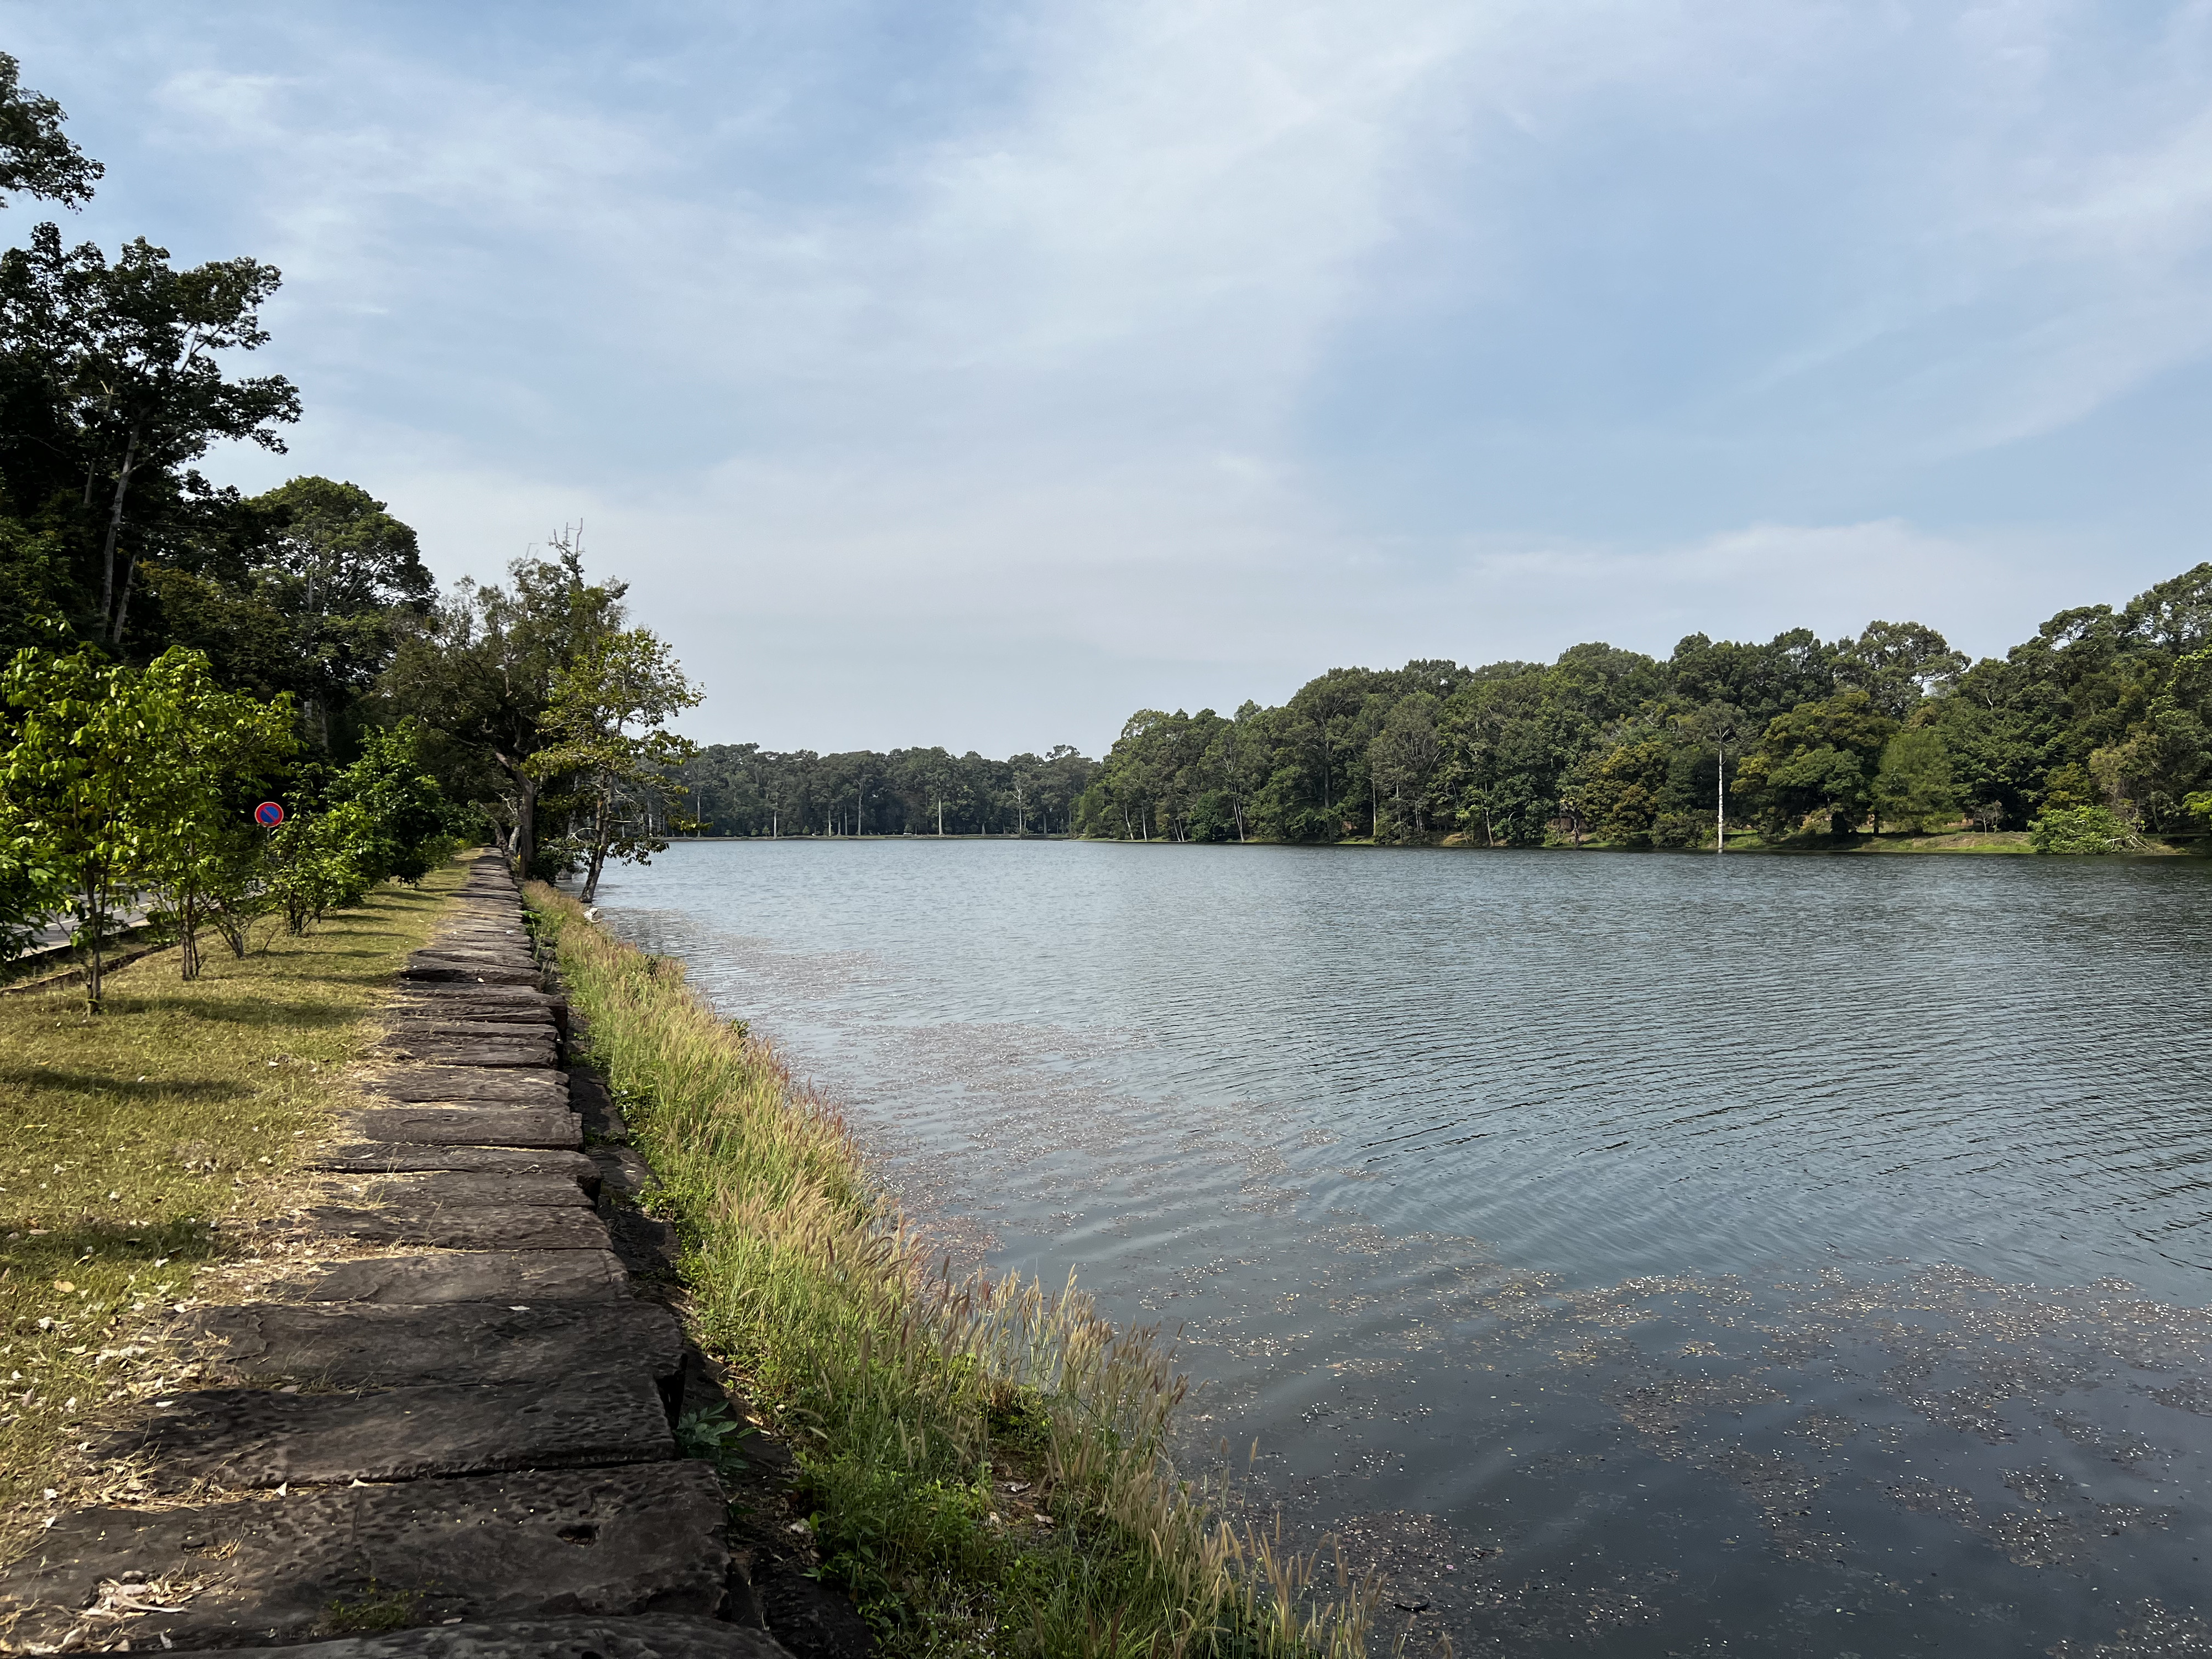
[596,842,2212,1657]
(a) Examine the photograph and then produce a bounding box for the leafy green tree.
[0,225,300,646]
[384,534,627,876]
[1839,620,1968,718]
[155,477,432,752]
[133,648,296,978]
[0,644,148,1006]
[326,721,458,883]
[1368,693,1442,839]
[265,801,378,934]
[529,625,700,901]
[1871,726,1960,833]
[1737,691,1896,836]
[1574,732,1671,846]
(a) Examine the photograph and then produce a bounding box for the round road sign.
[254,801,285,828]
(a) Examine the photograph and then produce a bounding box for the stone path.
[0,857,800,1658]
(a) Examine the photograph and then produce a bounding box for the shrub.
[2029,805,2142,854]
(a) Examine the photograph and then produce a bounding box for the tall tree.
[0,227,300,645]
[529,625,700,901]
[384,533,626,876]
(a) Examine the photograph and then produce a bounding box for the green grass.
[0,859,467,1553]
[525,884,1376,1659]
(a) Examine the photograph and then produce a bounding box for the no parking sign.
[254,801,285,828]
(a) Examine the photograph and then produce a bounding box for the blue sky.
[7,2,2211,752]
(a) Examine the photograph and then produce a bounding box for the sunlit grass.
[0,859,466,1552]
[526,884,1378,1659]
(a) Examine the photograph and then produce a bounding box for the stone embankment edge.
[0,854,809,1659]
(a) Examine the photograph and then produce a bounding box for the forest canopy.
[681,562,2212,852]
[1068,563,2212,848]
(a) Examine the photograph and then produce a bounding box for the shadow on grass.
[0,1066,254,1100]
[36,993,369,1029]
[0,1217,217,1272]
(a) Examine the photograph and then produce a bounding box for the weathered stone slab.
[395,982,556,1004]
[180,1300,682,1387]
[384,1017,560,1041]
[389,1001,562,1026]
[373,1037,561,1069]
[402,962,542,987]
[307,1202,612,1251]
[103,1370,675,1490]
[404,959,539,980]
[346,1109,582,1150]
[267,1250,630,1305]
[367,1068,569,1106]
[324,1171,593,1208]
[0,1464,733,1650]
[124,1617,788,1659]
[312,1145,598,1183]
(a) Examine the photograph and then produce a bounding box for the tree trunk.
[98,426,139,639]
[109,549,139,646]
[79,879,105,1014]
[581,788,611,901]
[506,768,539,878]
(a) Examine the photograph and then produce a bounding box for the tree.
[1736,691,1896,836]
[1871,727,1960,833]
[529,625,700,901]
[384,533,627,877]
[1839,620,1967,718]
[0,54,101,210]
[241,476,431,749]
[0,644,148,1007]
[2030,805,2140,854]
[1368,693,1442,839]
[133,648,295,978]
[326,722,460,883]
[0,226,300,646]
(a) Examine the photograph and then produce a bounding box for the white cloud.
[11,0,2211,754]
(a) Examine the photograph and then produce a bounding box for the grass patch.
[525,884,1377,1659]
[0,858,467,1551]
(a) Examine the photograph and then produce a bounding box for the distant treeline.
[676,744,1101,837]
[1078,562,2212,847]
[683,562,2212,849]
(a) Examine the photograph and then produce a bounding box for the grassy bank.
[524,884,1374,1659]
[0,860,466,1550]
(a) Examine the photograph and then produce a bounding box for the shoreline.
[654,831,2211,857]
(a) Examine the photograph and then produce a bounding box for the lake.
[592,841,2212,1657]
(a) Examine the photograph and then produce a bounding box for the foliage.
[326,722,463,884]
[0,644,152,1004]
[131,648,296,978]
[1048,561,2212,855]
[382,532,628,876]
[676,742,1101,839]
[2028,805,2142,855]
[529,626,700,901]
[1871,727,1961,835]
[0,53,102,210]
[265,801,380,935]
[527,886,1379,1659]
